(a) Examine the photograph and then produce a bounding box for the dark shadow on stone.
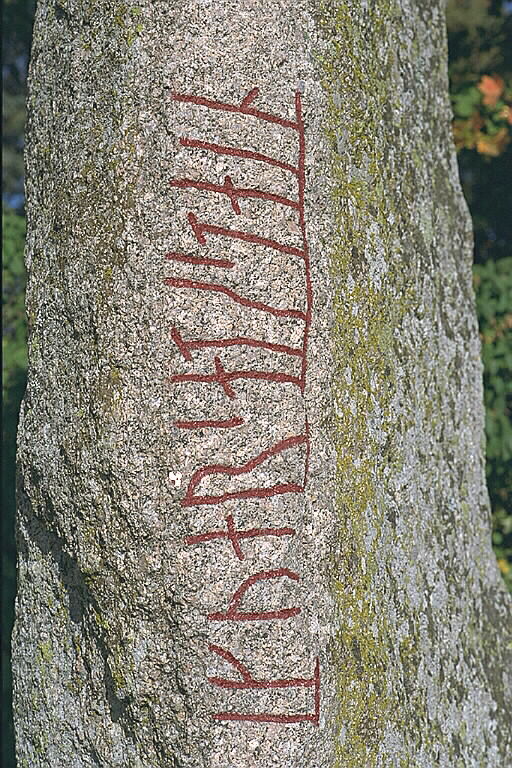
[15,483,135,736]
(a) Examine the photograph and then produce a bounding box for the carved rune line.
[165,86,318,726]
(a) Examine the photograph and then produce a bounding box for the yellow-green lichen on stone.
[316,2,417,764]
[315,0,512,764]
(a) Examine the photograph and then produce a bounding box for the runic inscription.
[165,86,318,726]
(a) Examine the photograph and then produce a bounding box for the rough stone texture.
[12,1,512,767]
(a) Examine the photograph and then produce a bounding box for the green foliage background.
[2,211,26,767]
[1,0,511,765]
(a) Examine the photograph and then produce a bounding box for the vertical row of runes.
[165,86,319,725]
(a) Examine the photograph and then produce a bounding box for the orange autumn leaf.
[477,74,505,108]
[476,127,510,157]
[476,137,499,156]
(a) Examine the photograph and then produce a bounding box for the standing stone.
[12,1,512,767]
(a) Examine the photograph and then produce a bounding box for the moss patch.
[316,1,418,764]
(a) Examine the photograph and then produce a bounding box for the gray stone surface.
[13,0,512,766]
